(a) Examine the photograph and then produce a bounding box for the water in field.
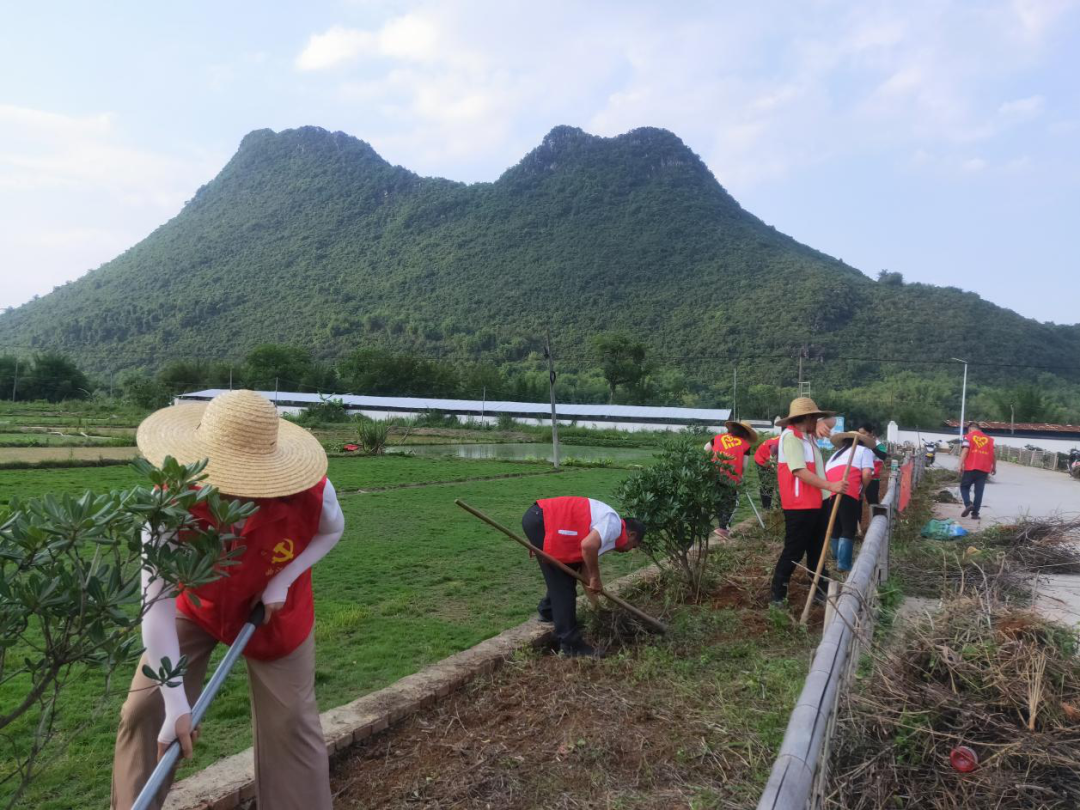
[387,442,656,463]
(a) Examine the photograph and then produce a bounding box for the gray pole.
[481,385,486,425]
[953,358,968,439]
[733,365,737,421]
[545,331,560,469]
[10,357,17,402]
[229,365,233,390]
[274,377,279,405]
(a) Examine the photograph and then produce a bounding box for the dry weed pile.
[827,601,1080,809]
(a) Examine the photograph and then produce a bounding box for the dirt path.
[0,446,140,463]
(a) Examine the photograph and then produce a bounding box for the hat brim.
[829,431,874,449]
[136,403,328,498]
[777,409,836,426]
[724,420,759,443]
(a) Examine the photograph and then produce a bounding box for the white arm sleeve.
[140,532,191,744]
[261,481,345,605]
[588,499,624,556]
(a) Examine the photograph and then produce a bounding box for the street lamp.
[952,358,968,440]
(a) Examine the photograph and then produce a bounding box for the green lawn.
[1,456,645,809]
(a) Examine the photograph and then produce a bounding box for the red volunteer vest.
[826,447,866,500]
[711,434,751,482]
[754,437,779,467]
[178,478,327,660]
[536,496,628,564]
[964,430,995,473]
[777,428,824,510]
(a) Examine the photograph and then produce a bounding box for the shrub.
[617,435,736,593]
[297,397,349,425]
[0,456,255,803]
[359,420,390,455]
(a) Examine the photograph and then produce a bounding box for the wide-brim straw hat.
[829,430,875,449]
[136,390,328,499]
[776,397,836,427]
[724,420,758,443]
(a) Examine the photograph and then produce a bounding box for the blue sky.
[1,0,1077,323]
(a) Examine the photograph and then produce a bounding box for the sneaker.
[971,512,981,520]
[560,642,605,659]
[961,506,973,517]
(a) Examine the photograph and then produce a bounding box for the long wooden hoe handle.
[455,499,667,634]
[799,443,858,625]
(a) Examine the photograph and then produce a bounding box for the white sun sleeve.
[260,480,345,605]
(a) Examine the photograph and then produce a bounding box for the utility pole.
[952,358,968,440]
[545,330,560,469]
[10,357,17,402]
[274,377,279,406]
[481,385,486,425]
[732,365,737,421]
[229,365,233,390]
[1010,404,1015,435]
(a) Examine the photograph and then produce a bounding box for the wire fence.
[757,450,924,809]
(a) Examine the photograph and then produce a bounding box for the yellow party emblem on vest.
[971,434,989,449]
[720,434,742,450]
[271,538,296,565]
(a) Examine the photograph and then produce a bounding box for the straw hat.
[776,397,836,427]
[136,390,328,498]
[829,430,875,449]
[724,420,759,443]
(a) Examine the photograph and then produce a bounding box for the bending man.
[522,496,645,658]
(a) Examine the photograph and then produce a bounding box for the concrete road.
[931,453,1080,626]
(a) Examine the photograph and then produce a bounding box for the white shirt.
[588,498,624,555]
[825,445,876,474]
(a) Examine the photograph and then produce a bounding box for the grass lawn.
[1,456,647,810]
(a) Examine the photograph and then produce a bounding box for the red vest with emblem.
[964,430,995,473]
[178,477,327,660]
[536,496,628,564]
[826,446,866,500]
[777,428,824,510]
[712,434,751,482]
[754,436,779,467]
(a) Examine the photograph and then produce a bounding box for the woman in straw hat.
[705,420,758,537]
[824,432,877,573]
[112,390,344,810]
[771,398,847,606]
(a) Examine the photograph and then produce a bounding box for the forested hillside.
[2,124,1078,395]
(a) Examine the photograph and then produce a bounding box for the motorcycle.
[924,440,937,467]
[1069,449,1080,480]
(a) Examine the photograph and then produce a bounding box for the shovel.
[455,499,667,634]
[132,602,265,810]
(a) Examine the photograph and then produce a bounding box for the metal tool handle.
[132,603,265,810]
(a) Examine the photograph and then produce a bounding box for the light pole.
[952,358,968,440]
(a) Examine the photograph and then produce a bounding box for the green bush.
[358,420,390,455]
[618,435,736,592]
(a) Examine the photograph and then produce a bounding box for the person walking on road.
[521,497,646,658]
[770,398,847,606]
[112,390,344,810]
[824,434,876,573]
[706,420,758,536]
[959,421,996,519]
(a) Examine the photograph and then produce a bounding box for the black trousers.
[831,494,861,539]
[772,503,831,602]
[961,470,989,513]
[864,479,881,506]
[522,503,584,650]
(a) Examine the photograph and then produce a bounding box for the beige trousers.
[111,617,331,810]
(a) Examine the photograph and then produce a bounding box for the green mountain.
[2,124,1078,388]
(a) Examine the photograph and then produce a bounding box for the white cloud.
[296,26,376,71]
[999,94,1046,117]
[962,157,988,172]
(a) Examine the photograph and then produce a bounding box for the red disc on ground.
[950,745,978,773]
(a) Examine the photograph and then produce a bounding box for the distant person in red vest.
[770,398,847,606]
[705,420,758,536]
[959,421,996,519]
[521,497,645,657]
[113,390,343,810]
[753,429,781,509]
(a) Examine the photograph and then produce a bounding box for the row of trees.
[4,340,1080,427]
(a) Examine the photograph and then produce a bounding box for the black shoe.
[813,591,827,606]
[961,506,973,517]
[560,642,605,659]
[971,512,981,520]
[537,612,554,624]
[769,596,786,609]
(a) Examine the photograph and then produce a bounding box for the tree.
[590,332,649,403]
[0,457,255,806]
[243,345,314,391]
[988,384,1061,424]
[617,435,736,594]
[121,374,172,410]
[20,354,91,402]
[877,270,904,286]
